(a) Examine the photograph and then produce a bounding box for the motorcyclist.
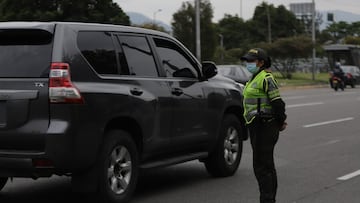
[332,63,345,86]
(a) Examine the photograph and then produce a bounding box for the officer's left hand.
[279,122,287,132]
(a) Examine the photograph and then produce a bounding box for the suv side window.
[117,35,158,77]
[77,31,119,75]
[153,38,199,78]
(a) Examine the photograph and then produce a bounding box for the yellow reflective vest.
[243,69,281,124]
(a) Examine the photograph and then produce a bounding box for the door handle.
[171,88,183,96]
[130,88,143,96]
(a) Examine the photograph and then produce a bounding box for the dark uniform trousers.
[248,118,279,203]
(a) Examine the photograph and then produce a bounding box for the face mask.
[246,62,259,74]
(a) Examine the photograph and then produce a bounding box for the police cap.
[241,48,268,62]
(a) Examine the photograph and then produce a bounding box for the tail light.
[32,158,53,168]
[49,62,84,104]
[347,73,352,79]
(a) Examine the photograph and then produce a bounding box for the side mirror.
[173,68,196,78]
[202,61,218,79]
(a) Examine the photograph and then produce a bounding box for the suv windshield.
[0,29,53,78]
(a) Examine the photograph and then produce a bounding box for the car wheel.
[205,114,243,177]
[0,177,7,191]
[98,130,139,203]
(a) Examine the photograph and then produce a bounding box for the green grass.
[273,72,330,87]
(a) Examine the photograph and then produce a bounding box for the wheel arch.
[223,105,248,140]
[103,117,143,154]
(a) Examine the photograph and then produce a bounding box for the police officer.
[241,48,287,203]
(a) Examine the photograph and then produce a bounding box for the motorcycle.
[331,76,344,91]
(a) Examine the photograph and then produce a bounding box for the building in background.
[290,2,315,34]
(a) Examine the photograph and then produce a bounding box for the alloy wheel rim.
[224,126,240,165]
[107,145,132,194]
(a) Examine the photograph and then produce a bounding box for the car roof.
[0,21,56,32]
[0,21,171,38]
[341,65,359,70]
[341,65,358,68]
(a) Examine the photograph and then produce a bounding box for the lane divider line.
[303,117,354,128]
[284,96,307,100]
[287,102,324,108]
[337,169,360,181]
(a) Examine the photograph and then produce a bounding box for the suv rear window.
[0,29,53,78]
[77,31,119,75]
[117,35,158,77]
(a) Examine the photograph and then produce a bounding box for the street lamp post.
[218,34,224,63]
[153,9,162,26]
[195,0,201,61]
[311,0,316,80]
[266,4,272,43]
[240,0,243,18]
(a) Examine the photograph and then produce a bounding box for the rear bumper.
[0,119,102,178]
[0,156,53,178]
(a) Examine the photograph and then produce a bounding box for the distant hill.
[127,12,172,32]
[319,10,360,30]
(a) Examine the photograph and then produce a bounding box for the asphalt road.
[1,86,360,203]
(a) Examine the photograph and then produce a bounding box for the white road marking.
[303,117,354,128]
[318,139,341,147]
[308,139,341,149]
[332,91,357,95]
[284,96,307,100]
[324,140,341,145]
[337,169,360,181]
[287,102,324,108]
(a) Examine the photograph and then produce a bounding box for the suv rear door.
[0,28,53,151]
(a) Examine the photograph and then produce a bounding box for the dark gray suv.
[0,22,247,203]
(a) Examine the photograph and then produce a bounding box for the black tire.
[205,114,243,177]
[97,130,139,203]
[0,177,7,191]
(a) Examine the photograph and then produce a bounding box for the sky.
[115,0,360,25]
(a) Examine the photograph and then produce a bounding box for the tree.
[248,2,305,43]
[172,0,216,61]
[271,5,305,39]
[257,36,313,78]
[0,0,60,21]
[321,21,360,44]
[318,30,333,44]
[348,22,360,36]
[217,14,249,50]
[213,47,244,65]
[172,2,195,55]
[0,0,130,25]
[344,36,360,45]
[324,21,350,42]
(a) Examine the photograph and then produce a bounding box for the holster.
[257,98,275,123]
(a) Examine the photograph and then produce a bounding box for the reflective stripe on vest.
[245,108,273,123]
